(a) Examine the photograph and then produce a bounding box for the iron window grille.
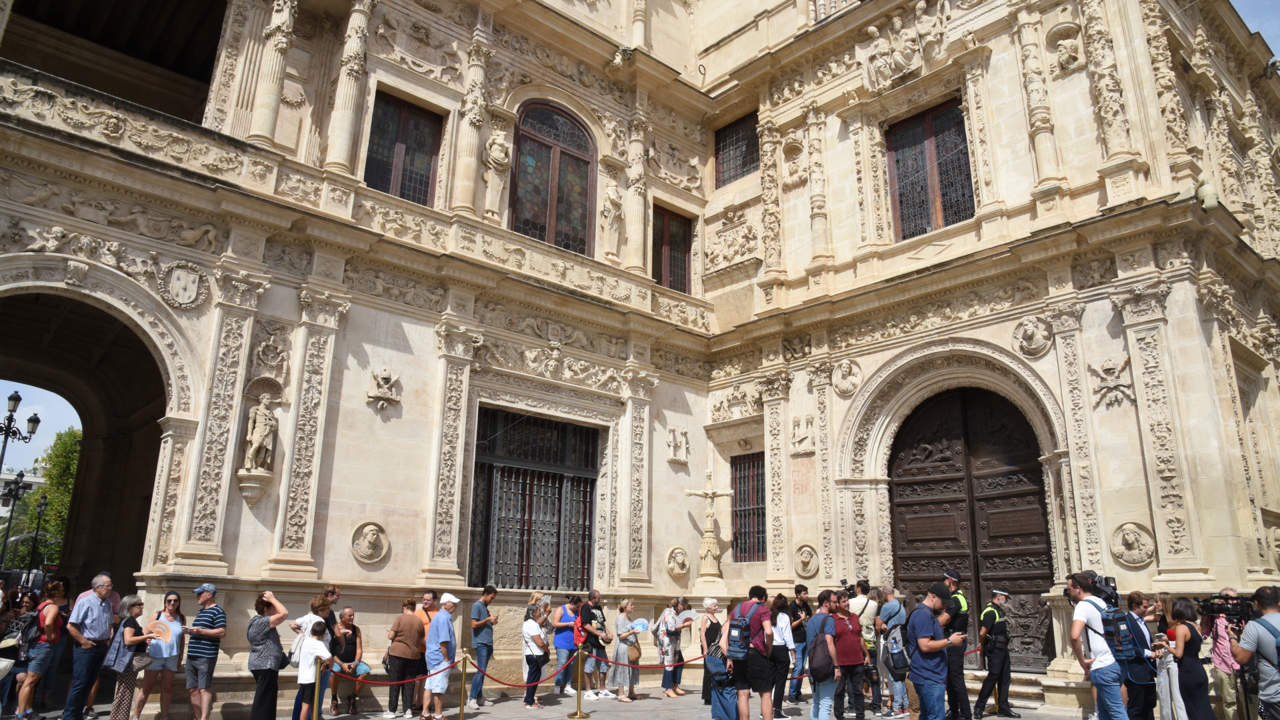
[730,451,767,562]
[885,100,975,241]
[715,112,760,188]
[363,92,443,207]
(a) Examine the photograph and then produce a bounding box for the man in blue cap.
[184,583,226,720]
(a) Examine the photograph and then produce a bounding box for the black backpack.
[881,623,910,681]
[807,615,836,682]
[726,602,757,660]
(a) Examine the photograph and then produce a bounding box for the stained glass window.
[731,452,766,563]
[511,103,595,256]
[886,100,975,241]
[468,406,599,591]
[363,93,443,207]
[715,112,760,188]
[652,205,692,293]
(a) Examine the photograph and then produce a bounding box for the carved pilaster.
[758,120,783,273]
[619,368,657,585]
[962,53,999,213]
[1045,301,1101,572]
[263,288,349,578]
[246,0,298,147]
[760,369,792,587]
[1138,0,1198,195]
[623,114,649,274]
[324,0,376,174]
[1039,451,1071,580]
[805,104,832,267]
[1015,9,1066,217]
[172,270,269,570]
[809,362,836,581]
[419,321,482,583]
[1080,0,1146,204]
[1111,283,1203,576]
[142,417,198,570]
[452,36,492,215]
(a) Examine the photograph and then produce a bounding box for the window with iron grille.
[510,102,596,256]
[886,100,975,241]
[715,112,760,188]
[652,205,692,293]
[467,406,599,591]
[364,92,443,207]
[731,452,766,563]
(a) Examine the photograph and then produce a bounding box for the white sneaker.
[586,691,600,701]
[563,686,577,696]
[466,699,480,711]
[597,690,615,698]
[382,712,396,718]
[404,710,413,718]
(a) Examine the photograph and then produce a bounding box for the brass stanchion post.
[567,645,590,719]
[312,658,323,720]
[458,655,469,720]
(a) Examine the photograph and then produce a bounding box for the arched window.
[510,102,596,256]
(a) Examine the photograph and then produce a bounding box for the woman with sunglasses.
[131,592,185,720]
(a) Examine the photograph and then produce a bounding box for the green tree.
[6,428,79,571]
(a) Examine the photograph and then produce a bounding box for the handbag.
[130,653,153,672]
[626,641,641,664]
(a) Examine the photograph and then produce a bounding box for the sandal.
[617,696,633,703]
[331,700,341,716]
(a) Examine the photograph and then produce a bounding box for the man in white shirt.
[1067,574,1126,720]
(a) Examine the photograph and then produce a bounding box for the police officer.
[973,588,1020,719]
[937,569,971,720]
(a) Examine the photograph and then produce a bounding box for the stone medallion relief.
[1012,316,1053,358]
[1110,522,1155,568]
[352,521,390,564]
[666,546,690,579]
[796,544,819,578]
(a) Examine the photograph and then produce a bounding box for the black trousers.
[1260,700,1280,720]
[946,642,972,720]
[251,669,279,720]
[833,664,865,719]
[973,648,1012,715]
[769,645,790,713]
[386,655,421,715]
[1123,667,1156,720]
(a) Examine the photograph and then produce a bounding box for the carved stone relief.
[1047,24,1083,78]
[1089,355,1135,409]
[832,359,862,398]
[1013,316,1054,359]
[370,5,462,87]
[474,300,626,359]
[475,338,626,394]
[351,521,389,564]
[249,320,291,387]
[189,313,248,544]
[344,260,446,312]
[796,544,818,578]
[706,208,759,273]
[710,383,762,423]
[791,415,815,456]
[1071,256,1117,290]
[367,367,401,410]
[1110,521,1155,568]
[666,546,690,578]
[667,426,690,464]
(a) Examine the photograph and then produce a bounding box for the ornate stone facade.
[0,0,1278,709]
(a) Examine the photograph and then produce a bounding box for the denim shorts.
[26,642,54,675]
[185,656,217,689]
[583,654,607,674]
[149,654,179,673]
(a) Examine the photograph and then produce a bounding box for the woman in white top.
[607,599,640,702]
[769,594,796,717]
[521,602,550,709]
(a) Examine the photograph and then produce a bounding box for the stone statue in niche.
[865,25,897,90]
[667,546,690,578]
[367,367,401,410]
[242,393,278,473]
[796,544,819,578]
[482,125,512,222]
[351,521,390,563]
[600,178,624,263]
[1110,522,1155,568]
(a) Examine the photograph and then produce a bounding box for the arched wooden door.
[888,388,1055,673]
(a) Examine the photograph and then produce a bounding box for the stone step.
[964,669,1047,709]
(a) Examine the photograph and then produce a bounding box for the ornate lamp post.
[0,391,40,570]
[26,493,48,572]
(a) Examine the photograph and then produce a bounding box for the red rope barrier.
[584,652,706,670]
[330,658,460,686]
[468,654,578,688]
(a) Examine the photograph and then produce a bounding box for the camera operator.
[1204,587,1241,720]
[1067,573,1126,720]
[1229,586,1280,720]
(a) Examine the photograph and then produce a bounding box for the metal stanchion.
[312,658,323,720]
[567,646,590,719]
[458,655,469,720]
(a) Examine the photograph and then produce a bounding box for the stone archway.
[0,291,172,592]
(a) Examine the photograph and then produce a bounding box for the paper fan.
[676,610,700,624]
[146,620,171,643]
[630,618,649,632]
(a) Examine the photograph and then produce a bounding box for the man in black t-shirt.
[786,585,814,702]
[937,569,971,720]
[580,590,614,699]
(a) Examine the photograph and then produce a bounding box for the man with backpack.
[721,585,775,720]
[876,587,909,719]
[908,584,966,720]
[851,581,881,714]
[805,590,840,720]
[1230,585,1280,720]
[1067,573,1126,720]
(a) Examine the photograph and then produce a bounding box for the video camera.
[1197,594,1258,624]
[1062,570,1120,607]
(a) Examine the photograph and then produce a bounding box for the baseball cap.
[928,582,951,599]
[943,568,961,582]
[440,592,461,605]
[193,582,217,595]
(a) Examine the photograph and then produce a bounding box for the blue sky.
[1235,0,1279,54]
[0,382,80,474]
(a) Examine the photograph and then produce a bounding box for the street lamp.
[0,471,32,569]
[26,493,48,573]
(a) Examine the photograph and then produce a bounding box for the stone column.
[324,0,375,174]
[246,0,298,147]
[623,115,649,274]
[759,368,792,590]
[1014,9,1066,219]
[805,104,833,277]
[419,293,482,584]
[1111,283,1204,578]
[172,267,271,572]
[262,288,349,578]
[141,417,199,570]
[1045,301,1102,572]
[629,0,647,49]
[619,367,658,585]
[451,36,492,216]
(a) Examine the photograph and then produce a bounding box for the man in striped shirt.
[184,583,227,720]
